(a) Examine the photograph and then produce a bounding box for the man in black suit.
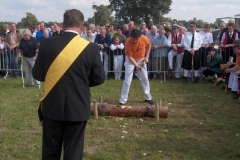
[32,9,105,160]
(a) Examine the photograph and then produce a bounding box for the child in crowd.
[0,37,4,51]
[110,36,124,80]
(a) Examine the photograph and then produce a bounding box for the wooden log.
[93,100,98,119]
[99,96,103,103]
[90,103,168,118]
[155,100,160,121]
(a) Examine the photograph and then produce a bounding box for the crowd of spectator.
[0,19,240,99]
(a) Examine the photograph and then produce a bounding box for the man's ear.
[79,24,83,31]
[62,24,65,31]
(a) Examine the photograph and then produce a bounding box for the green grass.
[0,77,240,160]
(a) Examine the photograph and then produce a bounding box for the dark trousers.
[182,50,200,70]
[199,47,207,67]
[221,48,235,63]
[202,69,221,77]
[42,116,87,160]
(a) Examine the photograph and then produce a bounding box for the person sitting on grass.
[215,40,240,92]
[226,40,240,98]
[202,46,223,82]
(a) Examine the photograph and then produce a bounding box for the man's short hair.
[151,25,157,31]
[86,27,92,32]
[220,23,226,28]
[234,40,240,49]
[189,21,197,27]
[63,9,84,28]
[164,26,171,32]
[228,22,235,28]
[204,23,210,29]
[43,28,49,34]
[158,28,165,33]
[10,22,16,26]
[117,26,123,32]
[130,29,141,38]
[23,29,32,36]
[180,26,187,32]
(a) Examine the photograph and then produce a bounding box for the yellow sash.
[39,35,89,109]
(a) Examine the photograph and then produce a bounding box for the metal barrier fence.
[99,46,234,80]
[0,47,22,79]
[0,45,234,80]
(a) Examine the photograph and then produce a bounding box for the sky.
[0,0,239,24]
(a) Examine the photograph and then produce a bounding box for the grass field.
[0,77,239,160]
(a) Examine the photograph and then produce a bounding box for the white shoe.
[35,85,41,89]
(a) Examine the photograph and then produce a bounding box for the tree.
[91,5,114,25]
[0,21,10,29]
[113,18,125,27]
[197,19,205,29]
[16,22,24,29]
[177,20,188,28]
[109,0,172,26]
[21,12,38,28]
[213,18,224,28]
[87,17,94,24]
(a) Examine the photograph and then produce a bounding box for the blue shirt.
[36,30,43,43]
[94,34,111,46]
[146,32,159,45]
[36,30,51,42]
[153,35,168,57]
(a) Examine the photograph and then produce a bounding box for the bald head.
[128,21,135,30]
[228,19,235,24]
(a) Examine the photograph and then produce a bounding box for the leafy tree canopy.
[109,0,172,25]
[21,12,38,28]
[93,5,114,25]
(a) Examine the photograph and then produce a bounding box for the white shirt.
[221,32,239,43]
[82,34,96,43]
[0,42,4,49]
[167,33,185,47]
[199,31,213,45]
[184,31,203,51]
[32,30,39,38]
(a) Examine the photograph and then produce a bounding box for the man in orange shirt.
[119,29,154,105]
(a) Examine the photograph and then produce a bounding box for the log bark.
[90,103,168,118]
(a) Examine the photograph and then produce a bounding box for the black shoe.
[168,69,172,74]
[194,76,200,83]
[168,69,172,78]
[233,94,240,99]
[232,91,238,95]
[144,99,154,105]
[183,77,188,83]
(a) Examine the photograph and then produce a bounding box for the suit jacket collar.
[63,30,79,35]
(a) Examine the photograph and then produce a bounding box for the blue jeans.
[3,48,9,68]
[8,48,21,76]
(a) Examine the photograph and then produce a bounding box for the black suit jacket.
[212,29,220,42]
[32,32,105,121]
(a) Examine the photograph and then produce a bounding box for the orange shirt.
[236,56,240,65]
[125,35,150,60]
